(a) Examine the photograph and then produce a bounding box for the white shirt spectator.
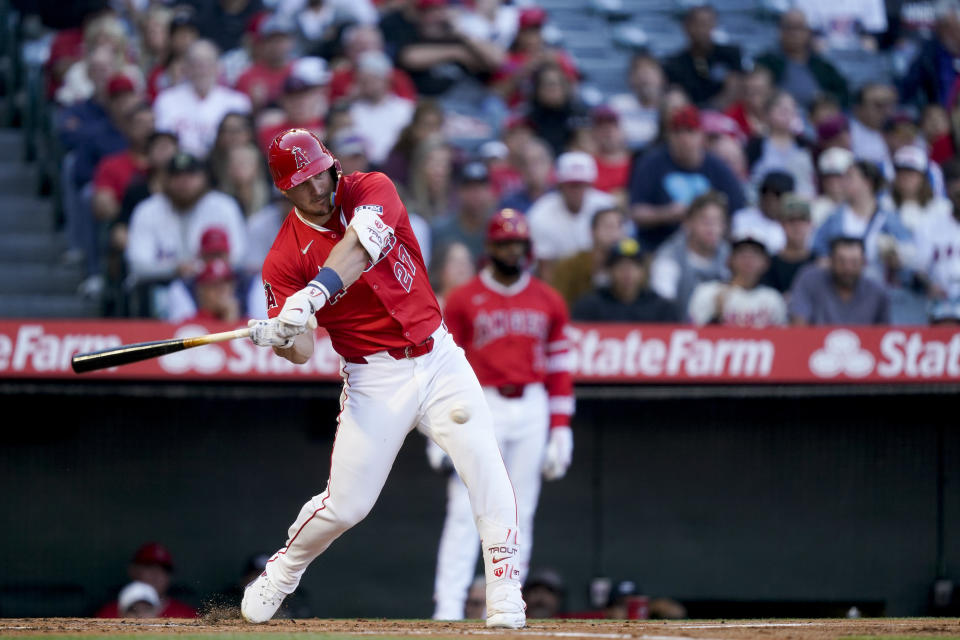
[153,83,251,157]
[244,201,288,275]
[687,281,787,327]
[731,206,787,255]
[126,190,247,282]
[796,0,887,48]
[527,188,617,260]
[348,97,415,165]
[455,3,519,50]
[850,117,892,168]
[608,93,660,151]
[274,0,378,41]
[915,207,960,300]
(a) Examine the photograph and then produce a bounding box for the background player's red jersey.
[443,270,574,428]
[261,171,442,357]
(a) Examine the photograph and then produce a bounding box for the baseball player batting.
[241,129,526,629]
[428,209,574,620]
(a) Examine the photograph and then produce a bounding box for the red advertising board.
[1,320,959,384]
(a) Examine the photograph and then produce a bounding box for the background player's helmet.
[267,128,342,191]
[486,208,531,244]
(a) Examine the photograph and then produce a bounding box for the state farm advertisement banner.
[0,321,959,383]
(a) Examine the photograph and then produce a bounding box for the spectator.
[789,236,890,324]
[406,134,457,220]
[95,542,196,618]
[220,143,271,217]
[275,0,378,52]
[210,112,257,188]
[193,0,264,54]
[166,227,238,322]
[498,136,555,214]
[382,99,445,186]
[453,0,520,51]
[572,237,679,322]
[812,159,914,285]
[629,104,746,251]
[922,103,953,164]
[431,160,496,266]
[91,102,154,225]
[145,10,200,103]
[649,191,731,314]
[71,73,141,191]
[608,52,666,151]
[731,170,794,256]
[431,241,477,309]
[849,83,899,168]
[662,4,744,108]
[794,0,887,50]
[117,581,160,619]
[588,105,631,205]
[814,113,852,159]
[125,152,247,304]
[255,57,331,152]
[522,568,565,620]
[389,0,505,98]
[527,151,616,271]
[523,62,590,158]
[550,206,626,307]
[234,13,297,113]
[754,9,850,110]
[746,91,816,198]
[153,39,252,157]
[186,258,243,322]
[464,575,487,620]
[687,229,787,327]
[136,5,173,77]
[55,15,142,107]
[811,146,854,226]
[887,145,952,233]
[328,24,418,104]
[724,66,774,140]
[761,194,816,296]
[348,51,417,165]
[901,1,960,108]
[491,6,579,109]
[915,158,960,303]
[493,118,537,204]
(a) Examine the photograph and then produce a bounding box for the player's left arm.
[542,288,575,481]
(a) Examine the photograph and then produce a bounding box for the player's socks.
[240,570,288,623]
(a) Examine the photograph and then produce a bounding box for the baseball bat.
[71,327,252,374]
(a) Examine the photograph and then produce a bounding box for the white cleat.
[240,570,287,623]
[485,582,526,629]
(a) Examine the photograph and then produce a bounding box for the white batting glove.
[277,286,327,328]
[542,426,573,480]
[247,318,303,348]
[425,437,453,474]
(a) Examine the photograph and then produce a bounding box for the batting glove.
[278,267,344,327]
[247,318,303,348]
[542,425,573,480]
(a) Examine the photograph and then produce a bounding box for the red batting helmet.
[267,128,341,191]
[486,208,530,244]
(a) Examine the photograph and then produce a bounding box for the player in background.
[428,208,574,620]
[241,129,526,629]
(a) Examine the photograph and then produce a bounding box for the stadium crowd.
[18,0,960,326]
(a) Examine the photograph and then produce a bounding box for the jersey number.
[394,243,416,292]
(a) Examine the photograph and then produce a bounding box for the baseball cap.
[606,237,644,267]
[556,151,597,184]
[590,104,619,125]
[701,109,745,143]
[524,568,565,594]
[781,193,812,220]
[479,139,509,161]
[817,146,854,176]
[196,258,235,285]
[759,170,795,196]
[458,160,490,184]
[331,129,369,158]
[668,104,701,131]
[606,579,640,607]
[284,57,331,93]
[816,114,849,143]
[730,227,770,254]
[893,145,928,173]
[200,227,230,255]
[107,73,136,98]
[519,6,548,30]
[356,50,392,77]
[167,152,206,174]
[131,542,174,569]
[118,581,160,614]
[256,13,296,39]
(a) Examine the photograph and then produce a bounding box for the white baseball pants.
[264,325,520,598]
[432,383,549,620]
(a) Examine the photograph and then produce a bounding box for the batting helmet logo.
[291,146,310,170]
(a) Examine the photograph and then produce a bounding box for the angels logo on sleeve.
[264,282,278,309]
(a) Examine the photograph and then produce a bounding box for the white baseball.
[450,406,470,424]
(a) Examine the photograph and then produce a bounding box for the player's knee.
[330,501,373,529]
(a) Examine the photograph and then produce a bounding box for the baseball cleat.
[241,570,287,623]
[485,582,526,629]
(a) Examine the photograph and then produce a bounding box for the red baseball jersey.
[262,171,442,357]
[443,269,574,428]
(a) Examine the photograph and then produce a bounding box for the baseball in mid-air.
[450,406,470,424]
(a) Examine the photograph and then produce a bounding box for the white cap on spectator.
[289,56,331,87]
[817,147,854,176]
[893,145,928,173]
[479,140,509,161]
[556,151,597,184]
[118,581,160,614]
[730,226,771,255]
[356,50,392,77]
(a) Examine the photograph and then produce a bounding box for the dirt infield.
[2,617,960,639]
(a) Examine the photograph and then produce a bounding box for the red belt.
[496,384,525,398]
[343,336,435,365]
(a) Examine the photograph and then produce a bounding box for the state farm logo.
[809,330,875,378]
